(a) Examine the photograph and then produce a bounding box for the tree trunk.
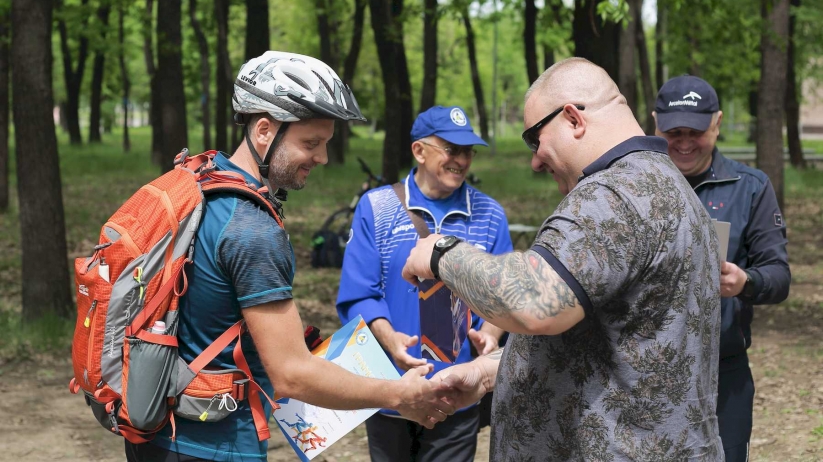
[328,0,366,165]
[143,0,163,163]
[418,0,438,113]
[0,9,9,213]
[618,0,638,115]
[393,0,413,169]
[316,0,344,164]
[523,0,538,85]
[461,5,489,141]
[57,0,90,145]
[369,0,406,183]
[245,0,269,60]
[655,0,665,90]
[573,0,620,81]
[785,0,805,169]
[635,0,656,135]
[543,44,555,71]
[756,0,789,211]
[89,4,111,143]
[13,0,72,321]
[215,0,231,153]
[156,0,188,172]
[119,4,131,152]
[190,0,211,151]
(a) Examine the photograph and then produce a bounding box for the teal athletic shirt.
[151,152,295,461]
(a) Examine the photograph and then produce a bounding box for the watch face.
[435,235,457,250]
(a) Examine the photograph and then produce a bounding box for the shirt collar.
[213,152,263,189]
[580,136,669,180]
[710,147,737,180]
[404,167,470,214]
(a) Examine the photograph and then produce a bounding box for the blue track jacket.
[336,169,513,415]
[694,149,790,371]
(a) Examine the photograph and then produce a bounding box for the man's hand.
[431,362,490,410]
[720,261,747,298]
[386,331,428,371]
[401,234,443,285]
[394,365,456,428]
[468,328,498,356]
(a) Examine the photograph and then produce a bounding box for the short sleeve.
[217,199,294,309]
[531,182,649,316]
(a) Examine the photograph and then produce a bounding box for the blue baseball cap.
[655,75,720,132]
[411,106,488,147]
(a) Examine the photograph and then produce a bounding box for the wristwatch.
[740,270,756,298]
[430,235,462,280]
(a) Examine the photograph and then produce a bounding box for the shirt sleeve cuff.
[341,297,392,326]
[530,244,594,317]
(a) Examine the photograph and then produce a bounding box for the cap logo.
[450,108,467,126]
[684,91,702,100]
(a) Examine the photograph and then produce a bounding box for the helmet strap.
[244,120,291,180]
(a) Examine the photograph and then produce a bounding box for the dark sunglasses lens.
[523,130,538,152]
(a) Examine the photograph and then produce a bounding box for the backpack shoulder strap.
[201,182,284,229]
[392,182,430,238]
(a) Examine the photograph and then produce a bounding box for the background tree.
[118,1,130,152]
[189,0,211,151]
[635,0,655,134]
[214,0,231,153]
[459,2,489,140]
[156,0,187,171]
[618,0,638,115]
[57,0,91,145]
[523,0,538,85]
[245,0,269,60]
[572,0,620,81]
[419,0,438,112]
[88,1,112,143]
[785,0,805,168]
[143,0,163,163]
[756,0,790,210]
[0,2,8,213]
[13,0,72,320]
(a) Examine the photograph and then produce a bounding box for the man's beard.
[266,143,309,190]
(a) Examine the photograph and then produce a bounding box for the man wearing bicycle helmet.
[125,51,456,462]
[337,106,513,461]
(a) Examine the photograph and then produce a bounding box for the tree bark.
[655,0,665,90]
[215,0,231,153]
[756,0,789,210]
[57,0,90,145]
[785,0,804,168]
[13,0,73,321]
[635,1,656,135]
[190,0,211,151]
[543,45,555,72]
[89,4,111,143]
[156,0,188,172]
[461,5,489,141]
[0,9,9,212]
[419,0,438,112]
[369,0,408,183]
[573,0,620,81]
[393,0,413,169]
[245,0,269,60]
[119,4,131,152]
[316,0,345,164]
[143,0,163,163]
[524,0,538,85]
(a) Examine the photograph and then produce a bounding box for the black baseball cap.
[655,75,720,132]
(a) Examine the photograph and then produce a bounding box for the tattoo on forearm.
[439,245,579,323]
[486,347,504,361]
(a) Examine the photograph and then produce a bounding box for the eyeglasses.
[418,141,477,159]
[521,104,585,153]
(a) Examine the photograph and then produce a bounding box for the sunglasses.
[521,104,585,153]
[418,141,477,158]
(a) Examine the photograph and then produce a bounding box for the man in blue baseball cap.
[654,75,791,462]
[336,105,513,461]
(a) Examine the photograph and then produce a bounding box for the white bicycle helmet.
[231,51,366,208]
[233,51,366,122]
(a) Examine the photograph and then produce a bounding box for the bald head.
[525,58,626,112]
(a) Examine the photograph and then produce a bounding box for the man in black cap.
[653,75,791,462]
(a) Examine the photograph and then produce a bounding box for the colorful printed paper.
[273,315,400,461]
[417,279,470,363]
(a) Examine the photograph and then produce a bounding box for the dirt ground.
[0,197,820,461]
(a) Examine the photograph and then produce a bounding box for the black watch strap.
[431,237,461,280]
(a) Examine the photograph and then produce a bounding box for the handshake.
[391,357,497,428]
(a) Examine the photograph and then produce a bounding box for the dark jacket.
[692,149,790,371]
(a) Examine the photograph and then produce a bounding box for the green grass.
[2,126,823,361]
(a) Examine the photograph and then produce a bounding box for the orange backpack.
[69,150,281,444]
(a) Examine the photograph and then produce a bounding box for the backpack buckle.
[232,379,250,402]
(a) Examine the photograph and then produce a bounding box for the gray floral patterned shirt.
[491,137,724,461]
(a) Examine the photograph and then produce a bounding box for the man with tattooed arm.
[402,58,725,461]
